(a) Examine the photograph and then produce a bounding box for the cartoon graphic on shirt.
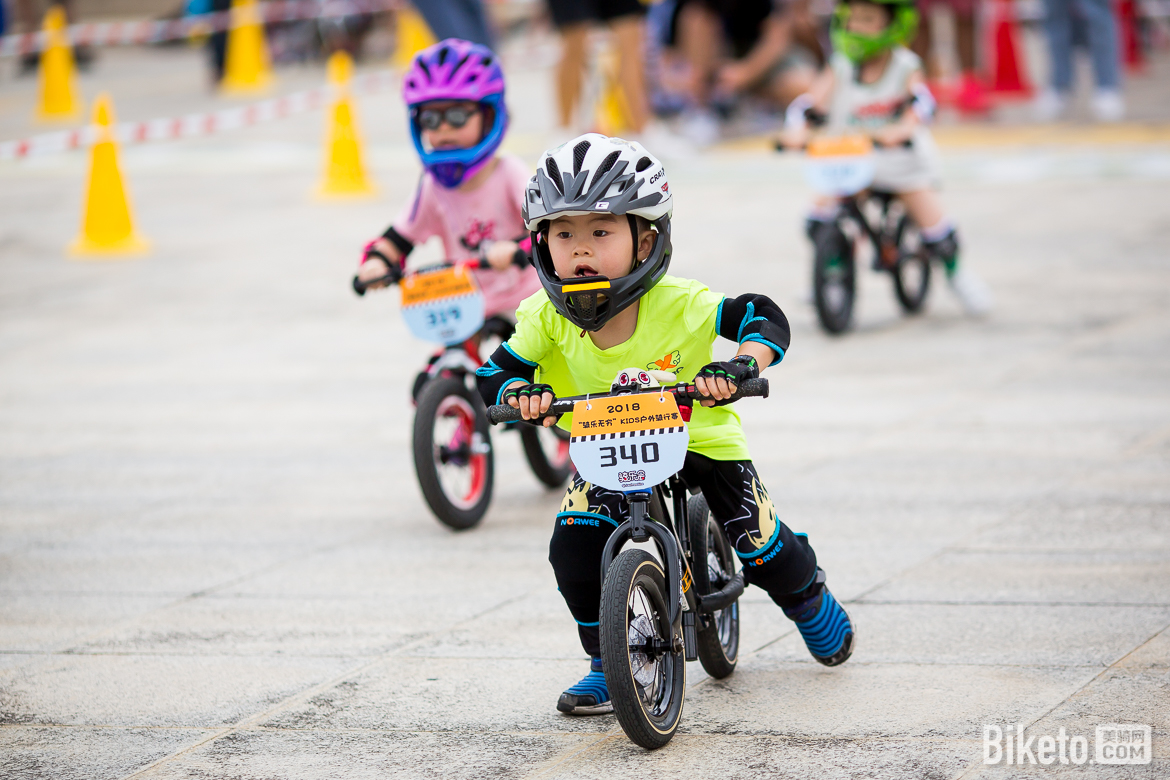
[460,218,497,251]
[648,351,683,375]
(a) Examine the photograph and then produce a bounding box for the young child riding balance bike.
[476,134,856,715]
[355,38,542,385]
[781,0,992,315]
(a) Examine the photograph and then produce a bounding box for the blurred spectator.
[911,0,989,114]
[1036,0,1124,121]
[546,0,650,134]
[413,0,494,48]
[667,0,820,145]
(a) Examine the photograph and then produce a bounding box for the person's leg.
[1042,0,1074,93]
[411,0,493,47]
[548,474,627,714]
[681,453,854,666]
[901,189,993,313]
[674,0,721,106]
[608,14,650,132]
[1075,0,1120,89]
[555,23,590,129]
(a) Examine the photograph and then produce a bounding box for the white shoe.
[948,266,994,316]
[1034,88,1068,122]
[1091,89,1125,123]
[679,108,720,148]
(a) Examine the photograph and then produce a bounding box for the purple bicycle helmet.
[403,38,508,189]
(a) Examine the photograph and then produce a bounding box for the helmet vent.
[592,151,621,185]
[416,59,431,79]
[545,157,564,194]
[452,54,470,75]
[482,56,493,67]
[635,156,652,172]
[572,140,591,175]
[437,46,450,66]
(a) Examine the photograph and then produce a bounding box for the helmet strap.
[627,214,641,269]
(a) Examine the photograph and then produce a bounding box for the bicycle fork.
[600,489,699,661]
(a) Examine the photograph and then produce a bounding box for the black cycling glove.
[502,383,557,423]
[695,356,759,406]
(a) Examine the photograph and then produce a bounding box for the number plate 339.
[569,392,689,492]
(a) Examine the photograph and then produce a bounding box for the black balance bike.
[355,252,571,530]
[489,372,768,748]
[779,132,932,334]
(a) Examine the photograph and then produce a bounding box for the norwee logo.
[983,724,1151,766]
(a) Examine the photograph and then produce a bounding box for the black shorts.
[546,0,646,29]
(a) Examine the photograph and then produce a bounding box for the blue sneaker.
[556,657,612,715]
[783,581,854,666]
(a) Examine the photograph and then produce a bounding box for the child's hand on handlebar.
[502,381,559,427]
[871,122,915,149]
[483,240,521,271]
[356,238,402,289]
[694,356,760,407]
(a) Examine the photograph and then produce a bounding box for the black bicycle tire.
[813,222,855,334]
[412,375,494,531]
[518,424,573,488]
[600,549,686,750]
[688,495,740,679]
[892,216,932,314]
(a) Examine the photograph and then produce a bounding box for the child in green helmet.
[781,0,993,315]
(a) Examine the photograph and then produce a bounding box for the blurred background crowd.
[2,0,1168,150]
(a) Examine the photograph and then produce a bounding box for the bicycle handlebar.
[775,137,914,153]
[351,257,490,297]
[487,378,769,425]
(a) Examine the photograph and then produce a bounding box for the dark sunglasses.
[417,105,478,130]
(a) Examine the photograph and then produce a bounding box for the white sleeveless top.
[826,47,939,192]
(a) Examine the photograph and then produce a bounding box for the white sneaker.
[1091,89,1125,123]
[948,266,994,316]
[1034,88,1068,122]
[679,108,721,148]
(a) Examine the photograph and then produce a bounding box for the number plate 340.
[569,392,689,492]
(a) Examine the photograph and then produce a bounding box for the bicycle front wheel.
[412,375,493,530]
[812,221,856,334]
[600,549,686,750]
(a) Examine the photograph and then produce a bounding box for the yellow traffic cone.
[316,51,376,198]
[69,94,150,258]
[221,0,272,94]
[36,6,84,122]
[393,7,436,69]
[594,47,632,136]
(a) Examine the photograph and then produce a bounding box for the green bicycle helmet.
[831,0,919,64]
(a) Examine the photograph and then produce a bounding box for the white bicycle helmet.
[523,134,674,331]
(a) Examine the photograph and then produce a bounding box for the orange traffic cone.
[36,6,83,121]
[989,0,1032,97]
[221,0,272,94]
[316,51,376,198]
[69,94,150,258]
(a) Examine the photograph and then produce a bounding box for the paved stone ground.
[1,42,1169,780]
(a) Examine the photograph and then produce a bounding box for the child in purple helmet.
[357,39,541,320]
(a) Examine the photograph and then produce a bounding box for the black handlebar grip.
[733,377,769,399]
[488,404,523,425]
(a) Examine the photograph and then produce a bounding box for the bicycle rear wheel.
[519,424,572,488]
[600,549,686,750]
[688,495,740,679]
[812,221,856,334]
[412,375,493,530]
[892,216,932,313]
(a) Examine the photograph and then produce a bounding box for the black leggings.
[549,452,819,656]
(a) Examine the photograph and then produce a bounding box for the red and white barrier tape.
[0,69,398,162]
[0,0,398,57]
